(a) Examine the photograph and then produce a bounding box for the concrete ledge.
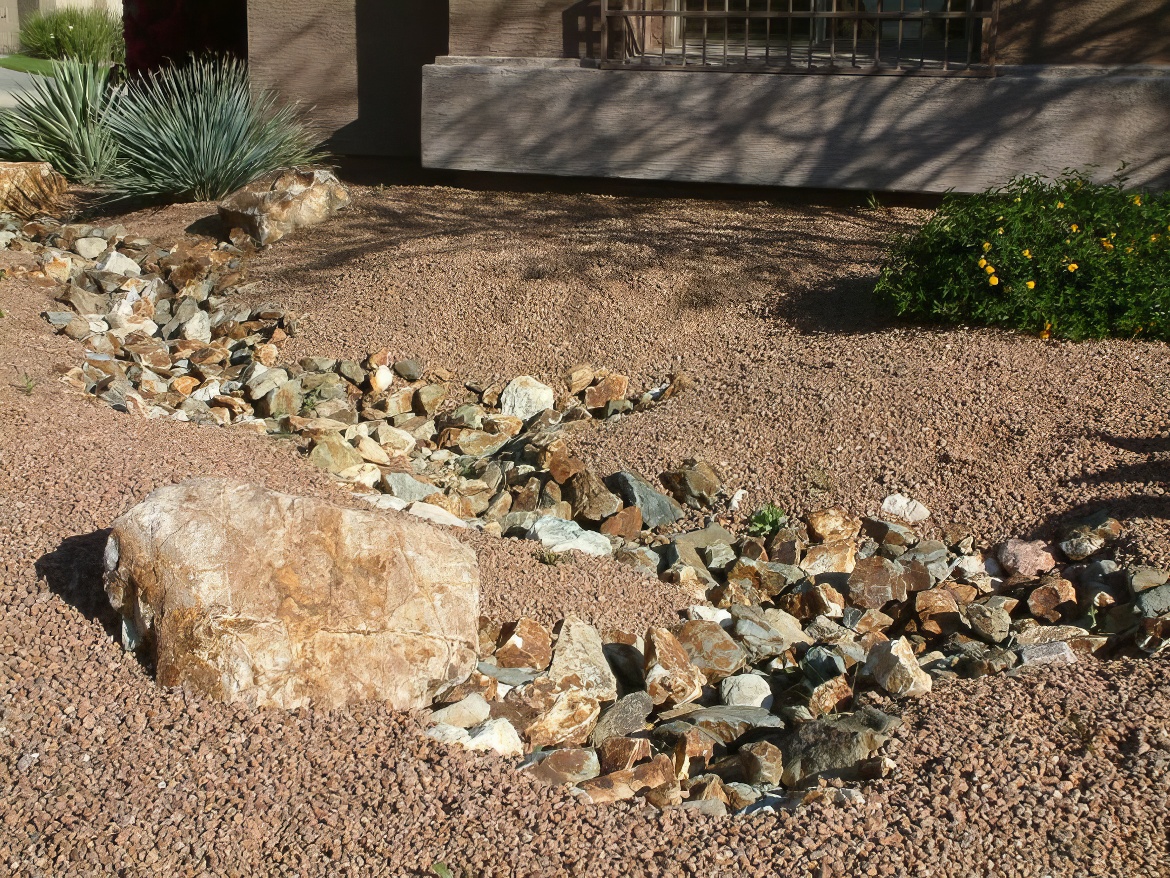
[421,62,1170,193]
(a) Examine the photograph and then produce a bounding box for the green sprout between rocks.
[19,373,35,395]
[747,503,788,537]
[430,864,455,878]
[533,549,568,566]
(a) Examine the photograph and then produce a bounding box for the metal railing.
[599,0,999,75]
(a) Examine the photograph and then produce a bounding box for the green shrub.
[747,503,788,537]
[0,59,116,184]
[20,8,125,65]
[103,56,323,202]
[876,170,1170,341]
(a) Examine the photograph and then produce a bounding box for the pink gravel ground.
[0,183,1167,876]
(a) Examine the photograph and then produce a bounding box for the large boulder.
[0,161,66,217]
[103,479,479,710]
[218,169,350,246]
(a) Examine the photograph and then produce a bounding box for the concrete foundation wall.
[422,61,1170,193]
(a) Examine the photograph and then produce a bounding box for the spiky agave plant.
[104,56,323,203]
[0,59,117,184]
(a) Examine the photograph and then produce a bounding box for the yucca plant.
[103,57,323,203]
[0,60,117,184]
[20,8,126,65]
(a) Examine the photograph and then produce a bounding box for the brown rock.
[997,539,1057,578]
[104,479,479,710]
[546,446,587,484]
[523,686,601,747]
[864,637,932,698]
[495,618,553,670]
[598,736,652,774]
[600,505,642,540]
[674,620,746,683]
[524,748,600,785]
[660,459,722,509]
[644,780,684,809]
[807,507,862,542]
[1027,576,1078,623]
[584,373,629,410]
[738,741,785,785]
[686,775,729,804]
[565,363,594,394]
[548,617,619,701]
[170,375,199,396]
[776,583,846,621]
[565,470,622,523]
[0,161,66,217]
[801,539,858,576]
[644,627,706,707]
[846,556,909,609]
[218,169,350,245]
[915,588,961,636]
[808,674,853,718]
[672,727,717,779]
[577,754,676,804]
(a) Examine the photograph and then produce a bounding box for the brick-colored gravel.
[2,184,1168,877]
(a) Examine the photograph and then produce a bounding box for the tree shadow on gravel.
[753,273,899,336]
[35,529,120,636]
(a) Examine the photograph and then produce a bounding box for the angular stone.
[598,735,653,774]
[606,471,685,529]
[671,706,784,745]
[675,620,745,682]
[997,539,1056,578]
[465,718,525,758]
[966,602,1011,643]
[524,686,600,747]
[780,708,897,787]
[801,540,858,576]
[1135,583,1170,618]
[600,505,642,540]
[807,507,862,541]
[565,363,594,394]
[577,754,675,804]
[104,479,478,710]
[413,383,448,416]
[584,373,629,410]
[878,494,929,524]
[807,674,853,718]
[381,472,438,503]
[864,637,932,698]
[500,375,555,421]
[548,617,618,701]
[1027,576,1078,623]
[1018,641,1077,667]
[495,618,553,671]
[846,556,908,609]
[644,627,706,707]
[524,748,600,785]
[738,741,784,785]
[776,583,846,621]
[565,470,622,523]
[430,694,492,729]
[660,458,721,509]
[915,588,961,636]
[308,431,364,474]
[670,727,717,779]
[527,516,612,557]
[219,169,350,246]
[590,691,653,746]
[719,674,772,709]
[0,161,65,216]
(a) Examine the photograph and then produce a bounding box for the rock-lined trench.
[16,211,1170,819]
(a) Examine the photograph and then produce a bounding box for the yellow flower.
[1014,197,1021,203]
[978,258,987,268]
[1022,249,1032,259]
[1056,202,1065,209]
[1040,322,1051,340]
[1153,234,1162,242]
[1126,246,1135,254]
[1070,224,1079,232]
[982,242,992,252]
[989,276,1000,286]
[1101,239,1114,250]
[985,265,996,274]
[997,227,1005,235]
[1132,195,1142,206]
[1068,263,1079,272]
[1026,280,1036,289]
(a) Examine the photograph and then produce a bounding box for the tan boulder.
[104,479,479,710]
[0,161,66,217]
[864,637,932,698]
[643,626,706,707]
[218,169,350,246]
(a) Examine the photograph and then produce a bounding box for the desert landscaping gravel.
[1,183,1168,876]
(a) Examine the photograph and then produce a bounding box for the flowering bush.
[19,8,125,65]
[876,170,1170,341]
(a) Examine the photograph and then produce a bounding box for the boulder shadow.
[35,529,119,637]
